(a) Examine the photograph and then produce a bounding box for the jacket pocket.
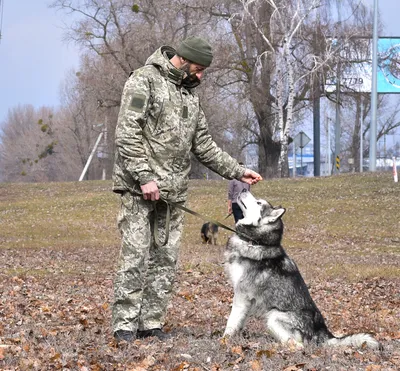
[120,191,139,214]
[152,99,179,136]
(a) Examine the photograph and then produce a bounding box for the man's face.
[180,60,206,85]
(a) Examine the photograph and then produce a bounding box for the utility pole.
[313,76,321,177]
[325,111,332,176]
[313,17,321,177]
[369,0,379,171]
[360,97,364,172]
[79,131,104,181]
[334,0,342,175]
[334,56,341,174]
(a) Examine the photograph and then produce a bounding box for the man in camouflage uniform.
[112,36,262,341]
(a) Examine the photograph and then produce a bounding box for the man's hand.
[141,180,160,201]
[228,200,233,214]
[240,169,263,185]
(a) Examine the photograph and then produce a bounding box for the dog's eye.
[257,201,262,205]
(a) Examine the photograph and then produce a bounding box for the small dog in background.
[201,222,219,245]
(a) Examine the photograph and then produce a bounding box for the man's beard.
[180,63,201,88]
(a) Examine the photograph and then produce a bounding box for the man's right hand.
[140,181,160,201]
[240,169,262,185]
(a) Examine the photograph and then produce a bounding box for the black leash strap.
[152,199,237,247]
[173,202,255,244]
[170,202,237,234]
[152,186,258,246]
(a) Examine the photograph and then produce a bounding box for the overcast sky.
[0,0,399,124]
[0,0,80,123]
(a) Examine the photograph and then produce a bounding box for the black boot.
[137,328,170,340]
[114,329,135,342]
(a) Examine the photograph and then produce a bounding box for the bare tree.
[50,0,382,180]
[322,0,400,172]
[0,105,62,182]
[338,93,400,172]
[201,0,330,177]
[198,0,388,177]
[51,0,228,180]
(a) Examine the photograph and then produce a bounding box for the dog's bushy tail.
[327,333,380,349]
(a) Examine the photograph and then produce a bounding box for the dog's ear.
[265,207,286,223]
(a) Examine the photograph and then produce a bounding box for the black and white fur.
[224,190,380,349]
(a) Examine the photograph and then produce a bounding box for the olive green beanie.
[177,36,213,67]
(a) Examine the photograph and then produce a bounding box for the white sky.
[0,0,399,124]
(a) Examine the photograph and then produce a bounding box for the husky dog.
[201,222,219,245]
[224,190,380,349]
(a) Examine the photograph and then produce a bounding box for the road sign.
[294,131,311,149]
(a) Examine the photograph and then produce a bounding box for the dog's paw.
[223,328,238,338]
[286,338,304,350]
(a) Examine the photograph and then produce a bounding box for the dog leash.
[152,199,237,247]
[171,202,237,234]
[171,202,258,244]
[152,185,258,246]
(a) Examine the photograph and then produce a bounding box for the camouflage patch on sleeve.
[129,93,146,112]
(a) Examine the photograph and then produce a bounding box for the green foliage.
[21,158,32,165]
[240,60,252,74]
[40,124,49,133]
[20,116,58,173]
[131,4,139,13]
[38,141,58,159]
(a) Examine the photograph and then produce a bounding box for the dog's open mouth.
[236,190,262,224]
[237,189,248,209]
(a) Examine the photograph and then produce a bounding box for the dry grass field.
[0,172,399,370]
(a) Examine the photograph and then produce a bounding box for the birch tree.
[236,0,341,177]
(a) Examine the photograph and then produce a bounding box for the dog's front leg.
[224,294,253,336]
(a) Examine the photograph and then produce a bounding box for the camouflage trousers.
[112,192,185,333]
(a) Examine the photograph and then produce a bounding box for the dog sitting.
[201,222,219,245]
[224,189,380,349]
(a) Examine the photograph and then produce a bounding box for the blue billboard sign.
[325,37,400,94]
[378,38,400,93]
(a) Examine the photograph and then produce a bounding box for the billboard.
[325,37,400,94]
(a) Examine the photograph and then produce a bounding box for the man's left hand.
[240,169,263,185]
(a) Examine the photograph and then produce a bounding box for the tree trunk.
[258,119,281,178]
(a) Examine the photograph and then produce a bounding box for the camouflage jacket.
[112,45,245,202]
